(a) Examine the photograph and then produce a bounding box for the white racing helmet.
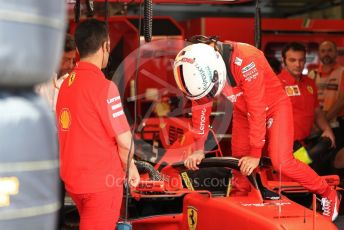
[173,43,227,100]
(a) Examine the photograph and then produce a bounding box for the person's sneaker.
[321,190,342,221]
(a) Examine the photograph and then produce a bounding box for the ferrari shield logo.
[187,206,198,230]
[307,85,313,94]
[68,72,76,86]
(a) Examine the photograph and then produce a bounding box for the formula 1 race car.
[61,117,341,229]
[120,118,341,230]
[125,158,340,230]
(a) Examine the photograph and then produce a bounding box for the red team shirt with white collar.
[56,62,130,194]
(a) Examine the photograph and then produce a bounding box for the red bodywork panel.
[182,192,337,230]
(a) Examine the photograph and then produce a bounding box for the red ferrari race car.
[62,118,342,229]
[119,119,342,230]
[127,157,340,230]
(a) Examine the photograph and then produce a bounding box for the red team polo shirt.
[278,69,319,140]
[56,62,130,194]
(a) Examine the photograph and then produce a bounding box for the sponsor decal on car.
[241,202,292,207]
[181,172,194,191]
[187,206,198,230]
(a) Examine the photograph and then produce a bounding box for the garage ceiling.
[76,0,343,21]
[145,0,344,20]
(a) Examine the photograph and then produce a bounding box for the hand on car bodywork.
[184,150,205,170]
[238,156,260,176]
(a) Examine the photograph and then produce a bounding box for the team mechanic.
[173,36,341,221]
[279,42,335,145]
[57,19,140,230]
[278,42,336,173]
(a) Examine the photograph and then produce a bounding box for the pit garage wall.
[180,18,344,66]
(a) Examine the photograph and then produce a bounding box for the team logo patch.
[68,72,76,86]
[107,96,120,104]
[306,85,313,94]
[243,67,258,82]
[285,85,300,96]
[60,108,71,130]
[187,206,198,230]
[241,61,256,73]
[234,57,243,66]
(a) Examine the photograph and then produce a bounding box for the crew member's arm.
[314,107,335,147]
[326,73,344,121]
[100,82,140,186]
[184,98,213,170]
[115,131,140,187]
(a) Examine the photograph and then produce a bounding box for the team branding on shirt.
[111,102,122,110]
[234,57,243,66]
[199,107,207,135]
[266,118,273,129]
[227,91,243,103]
[107,96,120,104]
[68,72,76,86]
[107,96,125,119]
[285,85,301,96]
[60,108,71,130]
[112,110,124,118]
[241,62,258,82]
[306,85,313,94]
[241,62,255,73]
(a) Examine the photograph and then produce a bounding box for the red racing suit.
[191,41,331,196]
